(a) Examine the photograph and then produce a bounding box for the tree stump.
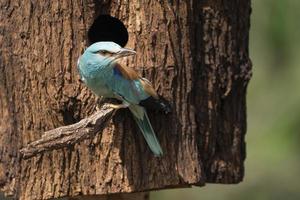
[0,0,252,199]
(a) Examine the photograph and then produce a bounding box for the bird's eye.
[98,50,111,56]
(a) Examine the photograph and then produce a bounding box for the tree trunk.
[0,0,251,200]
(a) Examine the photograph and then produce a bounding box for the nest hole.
[88,15,129,47]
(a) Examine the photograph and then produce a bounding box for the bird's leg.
[96,97,106,111]
[106,101,130,110]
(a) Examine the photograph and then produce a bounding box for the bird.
[77,41,169,156]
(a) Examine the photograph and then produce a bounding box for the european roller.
[78,41,169,156]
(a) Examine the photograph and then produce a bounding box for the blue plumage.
[113,67,122,77]
[77,41,163,156]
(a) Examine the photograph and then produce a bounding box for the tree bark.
[66,192,149,200]
[0,0,251,200]
[19,105,115,159]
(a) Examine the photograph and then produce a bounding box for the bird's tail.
[129,104,163,156]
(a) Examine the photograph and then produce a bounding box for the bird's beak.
[116,48,136,58]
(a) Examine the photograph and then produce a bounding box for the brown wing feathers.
[114,63,158,99]
[140,78,159,99]
[115,63,140,80]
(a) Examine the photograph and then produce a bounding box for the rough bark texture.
[65,192,149,200]
[20,105,115,159]
[0,0,252,200]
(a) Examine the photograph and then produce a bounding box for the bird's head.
[85,41,136,66]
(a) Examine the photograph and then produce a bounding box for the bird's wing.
[114,63,140,80]
[112,64,158,102]
[139,78,158,99]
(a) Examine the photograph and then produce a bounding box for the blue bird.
[78,41,165,156]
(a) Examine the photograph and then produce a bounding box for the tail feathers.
[139,96,172,114]
[129,105,163,156]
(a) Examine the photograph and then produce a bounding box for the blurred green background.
[152,0,300,199]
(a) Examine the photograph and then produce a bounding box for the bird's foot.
[96,106,101,111]
[106,103,129,110]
